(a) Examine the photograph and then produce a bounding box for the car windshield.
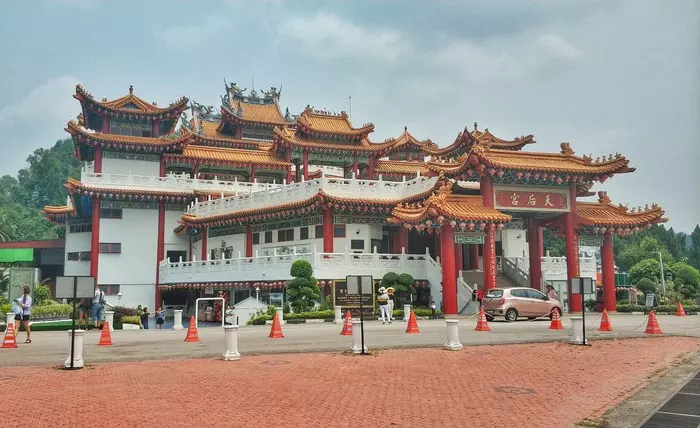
[485,290,503,298]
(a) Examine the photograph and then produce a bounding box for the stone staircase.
[497,272,519,288]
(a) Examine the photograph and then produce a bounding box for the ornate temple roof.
[165,145,290,170]
[389,180,511,225]
[274,126,394,153]
[296,108,374,138]
[382,128,439,156]
[42,197,77,223]
[576,191,667,229]
[219,83,289,127]
[470,126,535,151]
[375,160,429,176]
[185,119,273,150]
[74,85,188,133]
[66,121,189,156]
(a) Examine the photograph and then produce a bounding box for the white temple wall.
[64,225,90,277]
[164,209,189,259]
[208,232,245,259]
[501,229,529,259]
[99,208,157,305]
[102,155,160,176]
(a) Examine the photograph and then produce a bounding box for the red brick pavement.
[1,337,699,428]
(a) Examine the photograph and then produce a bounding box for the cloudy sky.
[0,0,698,231]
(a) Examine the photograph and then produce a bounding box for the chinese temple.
[43,82,667,316]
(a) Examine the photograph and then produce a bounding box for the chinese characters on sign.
[494,187,569,212]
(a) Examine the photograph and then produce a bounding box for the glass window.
[100,208,122,219]
[314,225,324,238]
[99,243,121,253]
[333,225,346,238]
[101,284,121,296]
[69,223,92,233]
[253,233,260,245]
[485,290,503,298]
[350,239,364,250]
[264,231,273,243]
[525,289,546,300]
[300,227,309,240]
[510,289,527,298]
[278,229,294,242]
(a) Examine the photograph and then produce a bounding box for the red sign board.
[494,187,569,212]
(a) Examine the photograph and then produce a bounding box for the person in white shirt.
[93,286,106,330]
[377,287,391,324]
[14,285,33,343]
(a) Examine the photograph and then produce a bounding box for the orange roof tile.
[390,181,511,224]
[169,145,290,168]
[75,85,188,117]
[64,178,192,198]
[384,129,440,155]
[223,99,287,125]
[274,127,393,153]
[191,119,273,150]
[576,191,667,228]
[471,127,535,151]
[375,160,428,176]
[297,108,374,136]
[66,121,189,149]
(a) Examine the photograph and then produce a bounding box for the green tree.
[33,282,52,305]
[628,258,662,285]
[617,237,673,272]
[287,260,320,313]
[634,278,657,295]
[542,229,565,257]
[381,272,398,288]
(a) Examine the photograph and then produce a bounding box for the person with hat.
[377,287,391,324]
[386,287,395,322]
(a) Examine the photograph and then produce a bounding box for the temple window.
[314,225,324,238]
[101,284,121,296]
[299,227,309,240]
[278,229,294,242]
[69,222,92,233]
[253,233,260,245]
[100,208,123,219]
[67,251,91,261]
[99,243,122,254]
[110,120,151,137]
[333,225,346,238]
[264,231,273,244]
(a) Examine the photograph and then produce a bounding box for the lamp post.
[255,286,260,311]
[653,251,666,296]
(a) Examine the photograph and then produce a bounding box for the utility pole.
[654,251,666,296]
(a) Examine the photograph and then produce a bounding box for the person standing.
[141,307,150,329]
[377,287,391,324]
[78,299,91,330]
[428,296,436,319]
[92,285,105,330]
[14,286,32,343]
[546,284,557,300]
[155,307,165,329]
[386,287,395,321]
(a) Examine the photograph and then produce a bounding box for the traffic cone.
[1,324,17,349]
[98,321,113,346]
[475,306,491,332]
[405,310,420,334]
[644,310,663,334]
[340,311,352,336]
[268,312,284,339]
[675,302,686,317]
[598,309,613,332]
[549,310,564,330]
[184,316,200,342]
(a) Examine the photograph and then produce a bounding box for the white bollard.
[6,312,14,327]
[173,310,184,331]
[403,304,411,321]
[64,329,85,369]
[276,307,285,325]
[222,325,241,361]
[570,317,588,345]
[333,306,343,324]
[104,311,115,332]
[350,319,368,354]
[444,319,463,351]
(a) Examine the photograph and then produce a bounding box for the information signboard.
[570,277,595,294]
[333,278,375,311]
[645,293,656,308]
[56,276,95,299]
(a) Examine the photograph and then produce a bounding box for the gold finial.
[129,85,134,95]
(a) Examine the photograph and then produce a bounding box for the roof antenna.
[252,75,255,92]
[348,96,352,121]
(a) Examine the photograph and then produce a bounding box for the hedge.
[120,315,141,325]
[245,308,442,325]
[616,304,699,314]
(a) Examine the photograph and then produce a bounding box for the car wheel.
[505,308,518,322]
[549,308,561,320]
[485,315,494,322]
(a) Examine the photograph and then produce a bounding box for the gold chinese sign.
[493,186,570,212]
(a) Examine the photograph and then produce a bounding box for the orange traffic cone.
[2,324,17,349]
[405,310,420,334]
[644,310,663,334]
[98,321,113,346]
[675,302,686,317]
[475,306,491,332]
[184,316,200,342]
[598,309,613,332]
[549,310,564,330]
[340,311,353,336]
[268,312,284,339]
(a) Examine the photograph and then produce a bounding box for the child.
[155,307,165,329]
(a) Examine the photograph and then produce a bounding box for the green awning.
[0,248,34,262]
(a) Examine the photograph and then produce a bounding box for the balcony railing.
[186,173,438,217]
[159,247,436,285]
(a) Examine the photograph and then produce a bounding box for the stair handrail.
[502,256,530,288]
[457,272,475,314]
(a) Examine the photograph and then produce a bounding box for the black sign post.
[68,278,77,370]
[346,275,372,355]
[572,277,594,346]
[56,276,94,370]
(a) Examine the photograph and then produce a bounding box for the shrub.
[246,309,335,325]
[111,306,138,324]
[0,303,10,314]
[635,278,657,295]
[31,304,72,319]
[288,260,320,313]
[396,273,415,290]
[120,315,141,325]
[290,260,313,278]
[33,284,51,304]
[381,272,399,287]
[318,295,333,311]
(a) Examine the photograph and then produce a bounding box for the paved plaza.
[1,336,698,427]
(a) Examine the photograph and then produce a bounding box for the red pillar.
[480,175,494,207]
[483,224,497,289]
[470,244,480,270]
[352,153,358,177]
[566,182,581,312]
[433,232,441,258]
[285,150,292,183]
[250,166,256,182]
[245,225,253,258]
[152,119,159,138]
[323,208,333,253]
[528,222,542,290]
[538,227,544,258]
[93,146,103,174]
[455,243,463,272]
[90,198,100,282]
[397,226,407,253]
[440,224,457,315]
[368,156,375,180]
[302,149,309,181]
[602,232,616,312]
[193,162,199,179]
[101,116,110,133]
[159,157,166,177]
[201,228,208,260]
[155,200,165,310]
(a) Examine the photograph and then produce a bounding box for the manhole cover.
[260,360,292,366]
[494,386,536,395]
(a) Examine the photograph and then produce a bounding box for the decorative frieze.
[103,151,160,162]
[252,216,322,233]
[100,200,157,210]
